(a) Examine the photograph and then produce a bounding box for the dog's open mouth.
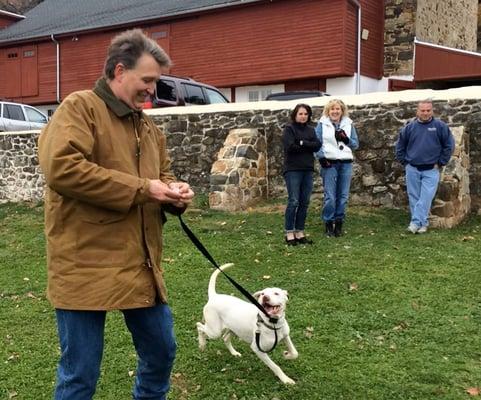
[262,302,281,316]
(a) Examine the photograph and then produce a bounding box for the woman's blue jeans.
[54,304,176,400]
[284,170,314,232]
[321,162,353,222]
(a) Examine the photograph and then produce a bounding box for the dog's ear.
[253,291,262,299]
[284,290,289,301]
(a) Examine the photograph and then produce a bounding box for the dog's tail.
[208,263,234,299]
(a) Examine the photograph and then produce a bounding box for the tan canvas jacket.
[38,79,179,310]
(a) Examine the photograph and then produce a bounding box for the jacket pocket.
[79,203,127,224]
[74,204,135,267]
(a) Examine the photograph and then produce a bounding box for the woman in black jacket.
[282,103,321,245]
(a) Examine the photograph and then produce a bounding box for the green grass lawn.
[1,200,480,400]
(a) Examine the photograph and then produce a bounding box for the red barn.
[0,0,385,112]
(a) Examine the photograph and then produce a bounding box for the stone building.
[385,0,481,90]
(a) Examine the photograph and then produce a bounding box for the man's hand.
[168,181,195,207]
[148,180,194,207]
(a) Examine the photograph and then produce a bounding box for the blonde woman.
[315,99,359,237]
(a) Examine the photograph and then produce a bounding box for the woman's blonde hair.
[322,99,348,118]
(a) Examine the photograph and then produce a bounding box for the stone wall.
[2,88,481,219]
[0,132,43,202]
[416,0,478,51]
[209,128,268,211]
[384,0,417,76]
[430,126,470,228]
[478,2,481,52]
[148,90,481,214]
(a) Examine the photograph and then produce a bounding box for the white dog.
[196,263,298,384]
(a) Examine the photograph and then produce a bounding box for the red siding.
[21,45,38,96]
[344,1,357,76]
[60,32,115,96]
[168,0,351,87]
[415,42,481,81]
[0,45,38,98]
[285,78,326,91]
[360,0,384,79]
[0,47,21,97]
[0,0,385,104]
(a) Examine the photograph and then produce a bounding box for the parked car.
[0,101,48,131]
[265,90,330,101]
[143,75,229,108]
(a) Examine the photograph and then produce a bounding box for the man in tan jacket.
[38,29,194,400]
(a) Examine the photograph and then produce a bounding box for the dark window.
[156,79,177,102]
[4,104,25,121]
[182,84,207,105]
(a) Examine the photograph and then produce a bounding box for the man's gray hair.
[103,29,171,79]
[417,99,433,107]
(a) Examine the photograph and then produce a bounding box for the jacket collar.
[93,78,140,119]
[321,115,352,127]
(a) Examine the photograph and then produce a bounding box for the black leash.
[178,215,278,325]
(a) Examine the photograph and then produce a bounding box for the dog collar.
[255,314,279,353]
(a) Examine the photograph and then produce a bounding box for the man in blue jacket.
[395,100,455,233]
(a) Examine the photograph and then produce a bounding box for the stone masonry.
[2,88,481,228]
[430,126,470,228]
[416,0,478,52]
[384,0,417,76]
[0,132,43,202]
[209,128,267,211]
[384,0,479,76]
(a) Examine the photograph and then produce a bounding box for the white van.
[0,101,48,132]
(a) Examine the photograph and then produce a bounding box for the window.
[248,91,259,102]
[4,104,25,121]
[248,89,273,102]
[25,107,47,123]
[236,84,284,102]
[156,79,177,102]
[152,31,167,39]
[204,88,228,104]
[182,84,207,105]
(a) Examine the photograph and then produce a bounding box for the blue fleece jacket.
[395,118,454,167]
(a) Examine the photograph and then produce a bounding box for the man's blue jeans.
[405,164,440,228]
[54,304,176,400]
[284,170,314,232]
[320,162,353,222]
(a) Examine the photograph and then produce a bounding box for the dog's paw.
[283,350,298,360]
[281,376,296,385]
[231,351,242,357]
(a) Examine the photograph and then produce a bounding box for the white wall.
[235,84,285,102]
[326,74,390,96]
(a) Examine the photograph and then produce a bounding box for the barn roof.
[0,0,262,44]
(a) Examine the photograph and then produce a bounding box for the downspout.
[348,0,361,94]
[50,34,60,104]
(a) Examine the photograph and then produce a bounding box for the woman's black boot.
[334,219,343,237]
[325,221,334,237]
